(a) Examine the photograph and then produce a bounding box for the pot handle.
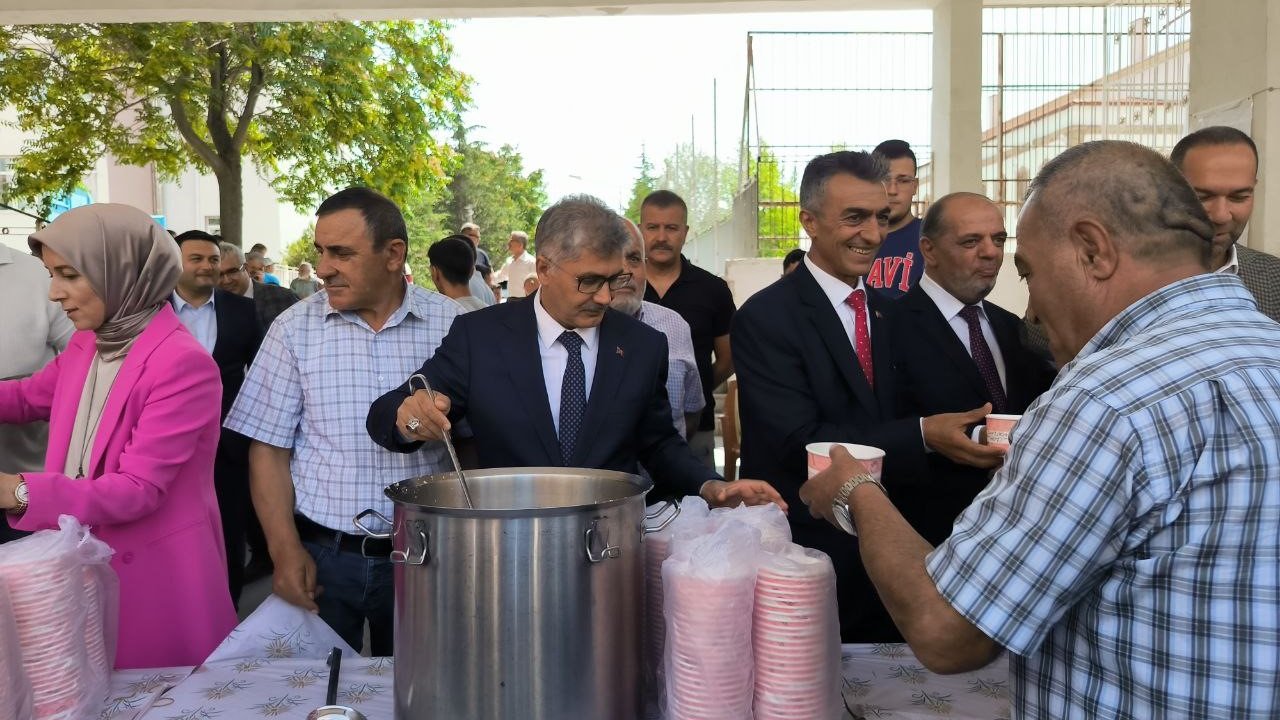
[584,518,621,563]
[353,510,429,566]
[642,499,681,534]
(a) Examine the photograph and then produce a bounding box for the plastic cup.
[805,442,884,480]
[985,414,1023,449]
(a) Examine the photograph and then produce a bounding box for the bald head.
[1016,141,1217,366]
[920,192,1007,304]
[1025,140,1213,267]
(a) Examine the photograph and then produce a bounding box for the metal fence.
[981,2,1191,234]
[742,31,934,255]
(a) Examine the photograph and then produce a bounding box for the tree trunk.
[216,157,244,248]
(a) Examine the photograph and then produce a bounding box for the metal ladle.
[408,373,474,509]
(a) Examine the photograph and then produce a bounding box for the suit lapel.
[907,287,989,401]
[985,301,1022,400]
[211,290,230,366]
[501,301,561,464]
[574,312,628,465]
[794,265,878,415]
[866,290,898,418]
[86,306,181,475]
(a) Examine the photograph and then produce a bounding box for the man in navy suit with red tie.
[367,196,784,511]
[733,151,1000,641]
[887,193,1056,547]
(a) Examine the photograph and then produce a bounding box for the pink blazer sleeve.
[13,343,222,530]
[0,338,74,425]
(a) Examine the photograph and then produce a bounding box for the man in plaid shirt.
[227,187,459,656]
[802,141,1279,717]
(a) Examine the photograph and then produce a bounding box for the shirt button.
[122,551,135,564]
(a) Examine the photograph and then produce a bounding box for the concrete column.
[930,0,983,197]
[1190,0,1280,254]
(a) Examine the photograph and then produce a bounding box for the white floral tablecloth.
[840,643,1010,719]
[99,595,393,719]
[103,600,1009,720]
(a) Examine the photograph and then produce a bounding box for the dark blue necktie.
[558,331,586,464]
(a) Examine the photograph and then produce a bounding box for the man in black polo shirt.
[641,190,736,469]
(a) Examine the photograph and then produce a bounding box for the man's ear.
[799,209,818,239]
[386,238,408,272]
[1068,217,1119,282]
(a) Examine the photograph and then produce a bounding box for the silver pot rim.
[383,466,654,517]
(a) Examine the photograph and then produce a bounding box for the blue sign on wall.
[47,188,93,220]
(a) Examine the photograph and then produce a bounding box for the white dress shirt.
[533,289,599,435]
[804,254,872,339]
[1216,244,1240,275]
[171,290,218,354]
[495,251,538,298]
[918,273,1008,388]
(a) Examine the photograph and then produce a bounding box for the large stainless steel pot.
[354,467,677,720]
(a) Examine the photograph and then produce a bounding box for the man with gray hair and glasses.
[801,140,1280,717]
[218,242,298,330]
[368,195,784,509]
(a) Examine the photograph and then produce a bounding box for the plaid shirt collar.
[1076,273,1256,362]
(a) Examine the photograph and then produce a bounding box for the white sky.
[447,9,931,210]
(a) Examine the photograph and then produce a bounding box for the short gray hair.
[1026,140,1213,266]
[534,195,629,262]
[245,250,265,263]
[799,151,889,214]
[509,230,529,247]
[219,242,245,265]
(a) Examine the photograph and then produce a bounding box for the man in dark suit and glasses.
[732,151,1001,642]
[171,230,264,605]
[887,193,1056,546]
[367,196,785,510]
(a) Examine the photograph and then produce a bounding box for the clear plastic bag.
[710,502,792,551]
[752,545,841,720]
[662,519,761,720]
[644,496,710,718]
[0,515,117,719]
[0,574,33,720]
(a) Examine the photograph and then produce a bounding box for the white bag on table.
[662,519,761,720]
[0,515,117,720]
[644,496,710,718]
[0,573,33,720]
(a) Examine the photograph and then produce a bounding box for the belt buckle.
[360,534,384,559]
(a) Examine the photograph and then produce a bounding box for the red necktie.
[845,289,874,388]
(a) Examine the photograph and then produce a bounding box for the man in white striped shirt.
[611,218,703,439]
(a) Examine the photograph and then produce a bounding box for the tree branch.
[205,41,235,167]
[168,94,224,174]
[231,59,265,150]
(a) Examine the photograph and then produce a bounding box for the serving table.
[99,597,1010,720]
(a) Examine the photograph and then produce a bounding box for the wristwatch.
[12,476,29,514]
[831,472,886,536]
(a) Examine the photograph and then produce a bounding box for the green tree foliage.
[404,130,546,274]
[753,147,803,257]
[623,143,736,234]
[0,22,470,247]
[623,146,658,224]
[281,224,315,269]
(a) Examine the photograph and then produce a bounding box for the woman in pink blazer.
[0,204,236,669]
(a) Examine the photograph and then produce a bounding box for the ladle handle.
[408,373,475,509]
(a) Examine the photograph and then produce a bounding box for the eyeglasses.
[222,264,246,274]
[885,175,919,188]
[542,256,633,294]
